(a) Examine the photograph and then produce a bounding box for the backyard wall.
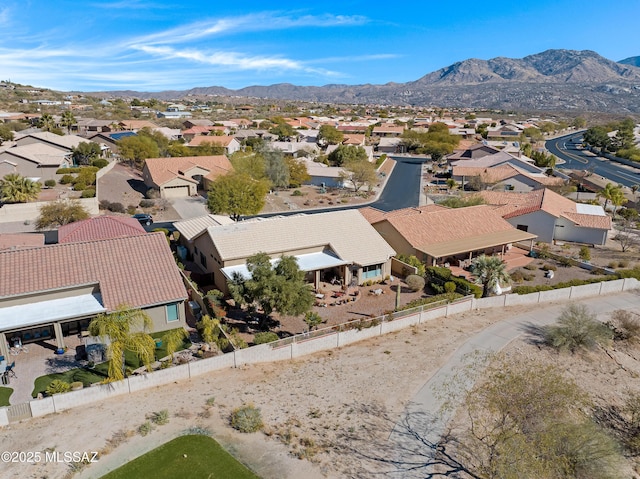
[1,278,638,427]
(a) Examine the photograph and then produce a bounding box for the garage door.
[162,185,190,198]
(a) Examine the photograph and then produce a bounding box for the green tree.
[0,173,41,203]
[583,126,612,153]
[340,157,378,193]
[259,145,289,189]
[230,150,266,180]
[60,110,76,133]
[597,182,621,212]
[0,124,14,144]
[269,122,296,141]
[318,125,344,145]
[118,135,160,168]
[285,157,310,187]
[36,113,56,132]
[207,173,269,221]
[304,311,323,331]
[543,303,613,353]
[470,254,510,297]
[72,142,102,166]
[161,328,188,360]
[328,144,368,166]
[610,187,628,219]
[88,305,156,381]
[35,199,90,230]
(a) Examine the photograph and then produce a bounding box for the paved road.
[387,291,640,478]
[547,132,640,188]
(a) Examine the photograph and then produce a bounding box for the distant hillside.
[619,56,640,67]
[88,49,640,114]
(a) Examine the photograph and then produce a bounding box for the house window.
[166,303,179,322]
[516,224,529,232]
[199,251,207,268]
[362,264,382,280]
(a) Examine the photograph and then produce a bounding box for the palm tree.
[88,305,156,381]
[597,182,618,212]
[60,110,76,133]
[610,188,628,220]
[37,113,56,132]
[0,173,41,203]
[470,254,511,297]
[162,328,188,361]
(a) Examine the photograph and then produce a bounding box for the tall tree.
[285,157,310,187]
[117,135,160,168]
[597,182,620,212]
[470,254,510,297]
[207,173,269,221]
[318,125,344,145]
[88,305,156,381]
[259,145,289,189]
[0,173,41,203]
[72,142,102,166]
[60,110,76,133]
[35,199,90,230]
[0,124,14,145]
[340,157,378,193]
[328,144,368,166]
[36,113,56,132]
[610,188,628,219]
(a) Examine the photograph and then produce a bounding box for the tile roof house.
[58,216,146,243]
[188,210,396,293]
[360,204,537,268]
[142,155,233,199]
[14,132,87,151]
[0,233,45,251]
[186,135,241,155]
[476,188,611,245]
[0,232,188,358]
[0,143,73,181]
[446,143,502,161]
[118,120,159,131]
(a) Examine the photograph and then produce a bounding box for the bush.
[579,246,591,261]
[126,205,137,215]
[45,379,71,395]
[90,158,109,168]
[405,274,426,292]
[44,179,56,187]
[608,309,640,343]
[59,174,75,185]
[146,188,159,199]
[557,256,575,267]
[138,421,154,436]
[425,266,482,298]
[542,263,557,271]
[510,270,525,283]
[396,254,426,276]
[253,332,279,345]
[607,261,618,269]
[73,181,87,191]
[139,199,155,208]
[149,409,169,425]
[524,263,537,270]
[56,167,81,174]
[230,404,263,433]
[444,281,457,293]
[291,189,303,196]
[102,201,125,213]
[543,304,613,353]
[81,188,95,198]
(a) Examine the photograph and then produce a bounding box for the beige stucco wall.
[0,151,66,182]
[370,221,416,257]
[142,301,187,333]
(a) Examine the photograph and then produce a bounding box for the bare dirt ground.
[1,302,534,479]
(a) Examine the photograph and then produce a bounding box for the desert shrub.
[619,260,630,268]
[396,254,426,276]
[608,309,640,343]
[56,167,81,174]
[45,379,71,395]
[557,256,576,267]
[405,274,426,292]
[126,205,137,215]
[106,202,125,213]
[91,158,109,168]
[81,188,95,198]
[253,332,279,345]
[44,179,56,187]
[510,270,525,283]
[291,189,303,196]
[139,199,155,208]
[607,261,618,269]
[524,263,537,270]
[230,404,263,433]
[59,174,74,185]
[541,263,557,271]
[579,246,591,261]
[543,303,613,353]
[149,409,169,425]
[146,188,159,199]
[75,167,97,186]
[537,244,550,259]
[73,181,87,191]
[523,273,535,281]
[138,421,154,436]
[425,266,482,298]
[444,281,456,293]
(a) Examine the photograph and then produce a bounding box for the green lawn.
[101,435,260,479]
[0,387,13,406]
[32,367,108,398]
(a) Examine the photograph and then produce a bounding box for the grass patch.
[32,367,108,398]
[101,435,259,479]
[0,387,13,406]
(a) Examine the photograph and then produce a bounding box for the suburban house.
[0,143,72,181]
[174,214,235,260]
[0,233,44,251]
[187,135,241,155]
[371,125,405,137]
[57,216,146,243]
[477,188,612,245]
[14,131,87,152]
[118,120,158,131]
[0,232,188,359]
[446,143,501,161]
[142,155,233,198]
[268,141,320,157]
[186,210,396,293]
[377,137,404,154]
[300,158,345,188]
[359,204,537,269]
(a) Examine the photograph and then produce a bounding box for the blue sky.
[0,0,638,92]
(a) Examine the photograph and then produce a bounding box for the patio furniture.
[5,361,16,378]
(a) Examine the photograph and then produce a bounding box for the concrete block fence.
[2,278,638,427]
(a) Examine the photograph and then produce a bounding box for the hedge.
[511,268,640,295]
[426,266,483,298]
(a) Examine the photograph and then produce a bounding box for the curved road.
[546,132,640,188]
[388,290,640,478]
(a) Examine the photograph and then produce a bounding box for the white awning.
[221,251,349,280]
[0,294,105,331]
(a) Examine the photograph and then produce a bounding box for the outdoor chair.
[5,362,16,378]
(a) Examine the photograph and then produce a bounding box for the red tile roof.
[0,233,187,310]
[0,233,44,251]
[58,216,146,243]
[144,155,232,186]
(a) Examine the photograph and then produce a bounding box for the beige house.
[142,155,233,198]
[188,210,396,293]
[0,143,72,182]
[0,232,188,359]
[187,135,241,155]
[360,205,537,268]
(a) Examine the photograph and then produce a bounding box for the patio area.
[447,246,534,279]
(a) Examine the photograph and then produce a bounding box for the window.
[166,303,179,322]
[516,224,528,232]
[362,264,382,280]
[199,251,207,268]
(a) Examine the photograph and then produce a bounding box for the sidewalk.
[388,290,640,478]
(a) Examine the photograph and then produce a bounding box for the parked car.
[133,213,153,226]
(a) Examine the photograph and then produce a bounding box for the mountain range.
[89,49,640,114]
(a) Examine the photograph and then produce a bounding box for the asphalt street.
[546,132,640,188]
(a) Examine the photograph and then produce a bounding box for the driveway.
[171,195,209,219]
[388,291,640,478]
